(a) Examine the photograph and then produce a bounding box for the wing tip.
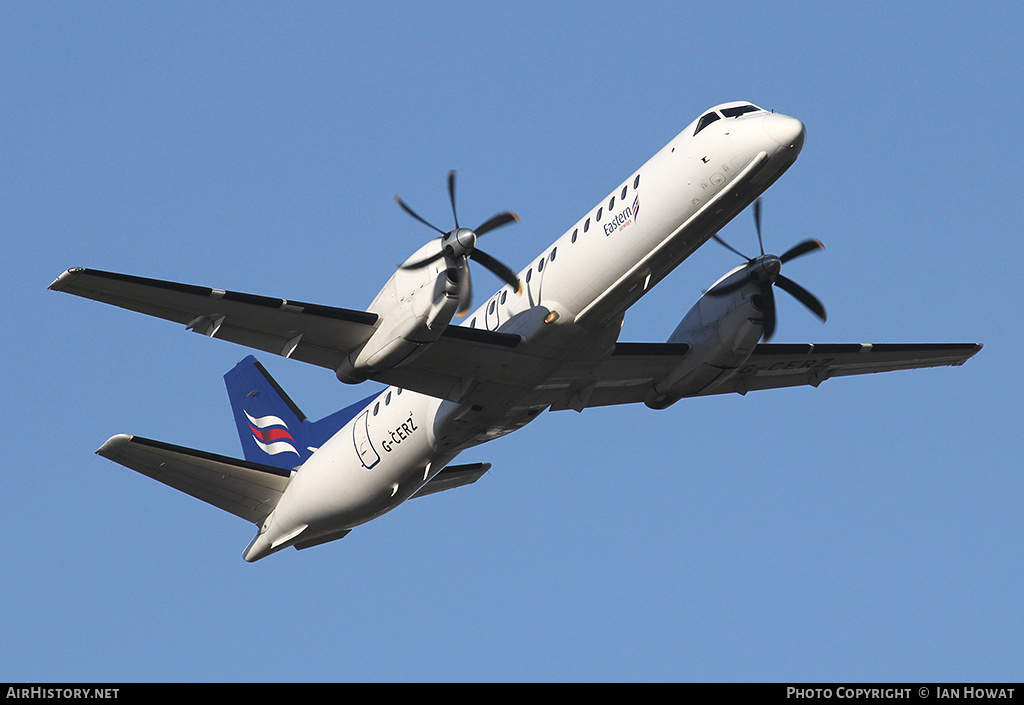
[49,267,86,292]
[963,342,983,363]
[96,433,134,458]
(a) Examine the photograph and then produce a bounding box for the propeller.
[707,198,826,341]
[396,170,520,316]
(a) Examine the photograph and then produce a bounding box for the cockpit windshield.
[721,105,760,118]
[694,105,763,136]
[694,112,721,135]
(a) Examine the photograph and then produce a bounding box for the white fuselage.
[244,103,805,561]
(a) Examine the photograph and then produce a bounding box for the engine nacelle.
[336,241,460,384]
[644,266,765,408]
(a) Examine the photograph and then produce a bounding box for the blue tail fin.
[224,355,377,471]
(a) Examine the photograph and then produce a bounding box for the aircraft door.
[352,410,380,469]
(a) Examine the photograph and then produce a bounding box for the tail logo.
[244,410,300,456]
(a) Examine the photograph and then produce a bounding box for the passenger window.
[538,258,544,272]
[608,196,615,211]
[526,269,532,282]
[596,207,602,222]
[634,174,641,188]
[694,112,720,135]
[584,218,590,232]
[385,392,391,405]
[500,290,507,304]
[373,403,379,416]
[621,185,627,199]
[571,228,578,243]
[550,247,557,262]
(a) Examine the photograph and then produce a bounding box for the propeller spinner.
[397,171,520,316]
[707,198,826,341]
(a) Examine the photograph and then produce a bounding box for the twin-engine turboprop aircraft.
[50,102,981,561]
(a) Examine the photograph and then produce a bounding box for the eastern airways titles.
[602,198,638,237]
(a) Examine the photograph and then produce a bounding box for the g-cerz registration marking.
[381,413,418,453]
[738,358,834,374]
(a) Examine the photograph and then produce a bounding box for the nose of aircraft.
[762,113,805,151]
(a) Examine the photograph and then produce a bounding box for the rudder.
[225,355,310,469]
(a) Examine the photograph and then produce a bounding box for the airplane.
[50,101,981,562]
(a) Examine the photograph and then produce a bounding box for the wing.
[96,434,292,524]
[549,342,982,411]
[547,343,692,411]
[372,325,524,402]
[696,342,982,396]
[49,267,524,401]
[50,267,380,370]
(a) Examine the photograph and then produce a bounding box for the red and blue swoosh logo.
[244,410,300,456]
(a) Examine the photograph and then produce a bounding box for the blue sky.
[3,2,1021,682]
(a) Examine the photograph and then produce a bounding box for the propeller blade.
[754,198,765,256]
[447,170,459,229]
[475,211,519,238]
[705,198,826,338]
[775,275,827,322]
[712,234,751,261]
[471,248,521,291]
[760,285,776,341]
[398,172,520,312]
[455,256,472,316]
[400,249,445,270]
[395,195,446,236]
[780,239,824,263]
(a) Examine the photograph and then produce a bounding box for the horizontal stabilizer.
[96,434,292,524]
[411,462,492,498]
[293,528,352,551]
[274,463,492,555]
